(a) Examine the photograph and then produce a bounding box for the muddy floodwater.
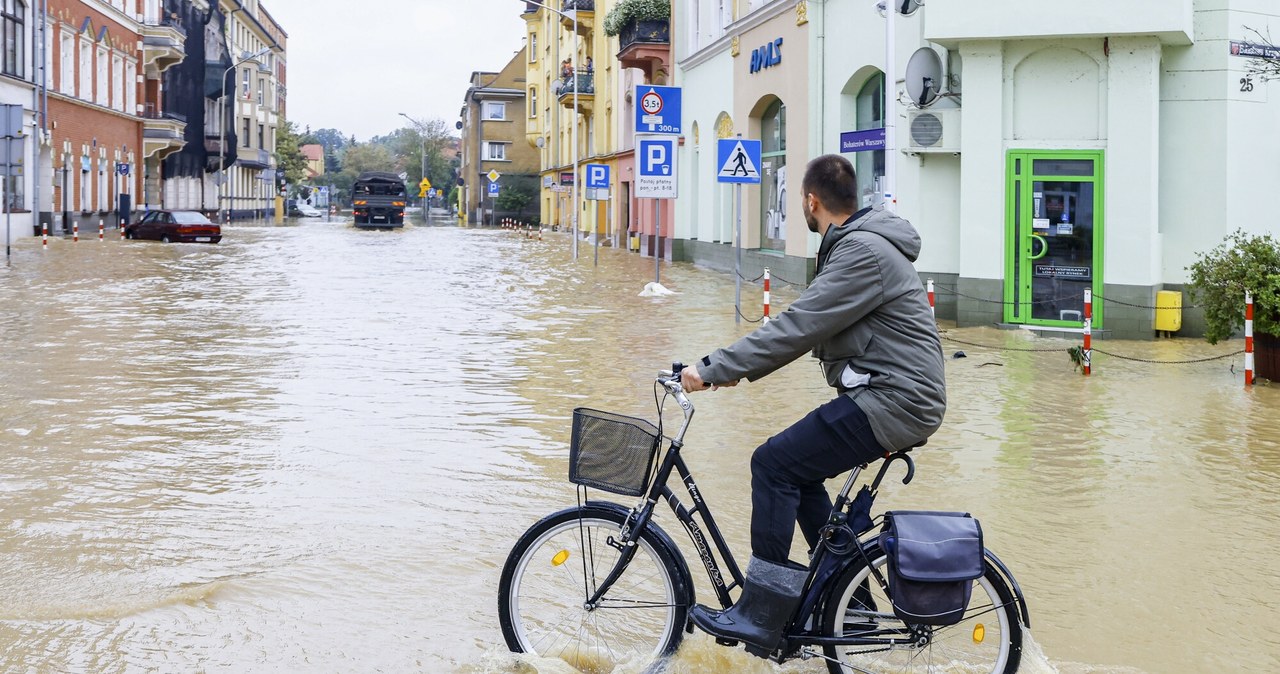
[1,221,1278,673]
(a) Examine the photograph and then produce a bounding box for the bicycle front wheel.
[820,544,1023,674]
[498,503,692,670]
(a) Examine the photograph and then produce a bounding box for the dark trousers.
[750,395,886,565]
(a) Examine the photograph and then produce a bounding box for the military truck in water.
[351,172,407,228]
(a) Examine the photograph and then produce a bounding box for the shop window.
[760,99,786,252]
[3,173,23,213]
[855,72,885,209]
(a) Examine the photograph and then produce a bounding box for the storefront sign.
[1230,41,1280,60]
[839,128,886,153]
[559,171,574,185]
[1034,265,1091,279]
[750,38,783,74]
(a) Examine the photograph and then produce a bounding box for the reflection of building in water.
[672,0,1280,339]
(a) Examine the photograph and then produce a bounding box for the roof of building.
[300,144,324,161]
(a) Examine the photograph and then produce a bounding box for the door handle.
[1029,234,1049,261]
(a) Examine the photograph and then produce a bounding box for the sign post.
[585,164,610,267]
[487,178,500,228]
[636,136,678,284]
[717,136,762,323]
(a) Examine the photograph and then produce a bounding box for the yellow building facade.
[521,0,624,243]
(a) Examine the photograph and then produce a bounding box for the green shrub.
[1187,230,1280,344]
[604,0,671,37]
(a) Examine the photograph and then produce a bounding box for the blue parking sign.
[635,136,678,199]
[585,164,610,189]
[488,181,500,196]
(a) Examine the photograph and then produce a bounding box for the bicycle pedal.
[714,638,739,647]
[743,643,774,659]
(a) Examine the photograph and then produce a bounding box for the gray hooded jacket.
[699,208,946,451]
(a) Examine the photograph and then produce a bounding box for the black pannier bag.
[878,511,984,626]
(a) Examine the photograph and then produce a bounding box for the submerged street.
[1,221,1278,673]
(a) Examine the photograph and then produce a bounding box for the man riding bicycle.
[680,154,946,657]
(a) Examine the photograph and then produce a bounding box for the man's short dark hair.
[801,154,858,214]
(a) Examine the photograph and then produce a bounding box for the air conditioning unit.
[906,108,960,154]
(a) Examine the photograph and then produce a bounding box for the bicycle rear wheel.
[498,503,692,670]
[820,543,1023,674]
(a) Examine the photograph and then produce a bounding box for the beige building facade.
[459,46,538,225]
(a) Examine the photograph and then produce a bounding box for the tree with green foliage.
[496,182,537,218]
[1188,230,1280,343]
[275,120,310,187]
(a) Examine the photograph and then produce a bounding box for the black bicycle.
[498,365,1031,673]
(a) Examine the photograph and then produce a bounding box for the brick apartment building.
[0,0,287,241]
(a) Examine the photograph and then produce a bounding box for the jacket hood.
[819,208,922,267]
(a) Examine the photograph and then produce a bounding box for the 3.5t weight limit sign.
[634,85,681,135]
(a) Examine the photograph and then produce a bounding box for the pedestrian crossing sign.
[717,138,762,184]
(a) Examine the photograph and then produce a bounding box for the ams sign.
[749,38,783,74]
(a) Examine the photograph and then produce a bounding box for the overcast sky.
[263,1,528,140]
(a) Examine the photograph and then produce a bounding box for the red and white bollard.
[927,278,936,319]
[1245,290,1255,387]
[763,268,772,323]
[41,223,47,249]
[1083,288,1093,376]
[73,221,79,242]
[98,219,104,241]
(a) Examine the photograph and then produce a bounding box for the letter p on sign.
[646,143,668,175]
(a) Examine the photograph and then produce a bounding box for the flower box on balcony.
[619,18,669,51]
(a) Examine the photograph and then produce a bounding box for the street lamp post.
[219,47,271,224]
[521,0,581,260]
[399,112,430,219]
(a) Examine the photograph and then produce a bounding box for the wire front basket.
[569,408,662,497]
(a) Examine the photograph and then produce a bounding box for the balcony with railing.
[237,147,273,169]
[140,16,187,76]
[560,0,594,35]
[141,105,187,160]
[556,69,594,114]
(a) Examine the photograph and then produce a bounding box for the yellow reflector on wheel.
[551,550,570,566]
[973,623,985,643]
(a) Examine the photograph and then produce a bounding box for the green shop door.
[1004,151,1104,327]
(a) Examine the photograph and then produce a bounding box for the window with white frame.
[529,88,537,118]
[690,0,701,52]
[529,32,537,61]
[482,101,506,120]
[78,38,90,99]
[112,54,123,111]
[125,59,136,113]
[483,142,508,161]
[59,31,71,94]
[258,79,264,106]
[242,67,251,99]
[96,46,108,106]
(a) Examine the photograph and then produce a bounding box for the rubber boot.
[689,556,808,658]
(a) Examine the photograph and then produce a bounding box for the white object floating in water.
[639,282,676,297]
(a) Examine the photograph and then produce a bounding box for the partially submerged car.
[124,210,222,243]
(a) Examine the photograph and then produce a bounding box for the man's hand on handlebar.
[680,365,739,393]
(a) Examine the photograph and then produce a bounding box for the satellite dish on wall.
[905,47,943,107]
[536,137,545,148]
